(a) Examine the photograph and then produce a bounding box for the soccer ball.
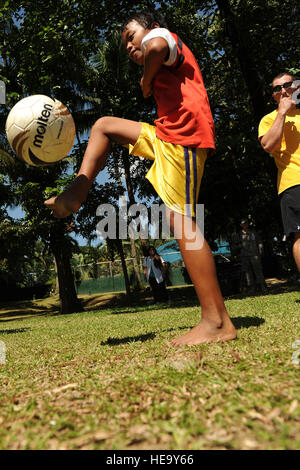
[5,94,75,167]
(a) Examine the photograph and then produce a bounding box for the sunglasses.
[272,81,293,94]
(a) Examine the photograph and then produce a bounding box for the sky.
[6,165,111,247]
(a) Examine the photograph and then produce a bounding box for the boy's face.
[122,20,150,65]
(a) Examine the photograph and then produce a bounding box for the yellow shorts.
[126,122,207,217]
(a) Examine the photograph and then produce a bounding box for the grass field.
[0,283,299,450]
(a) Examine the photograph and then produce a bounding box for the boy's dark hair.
[272,71,295,83]
[121,10,168,32]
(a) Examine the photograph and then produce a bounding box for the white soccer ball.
[5,94,76,166]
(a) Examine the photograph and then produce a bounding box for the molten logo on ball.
[33,102,53,148]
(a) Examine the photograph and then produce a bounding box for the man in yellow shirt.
[258,72,300,273]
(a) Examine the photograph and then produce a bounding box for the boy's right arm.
[141,37,169,98]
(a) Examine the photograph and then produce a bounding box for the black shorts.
[279,184,300,239]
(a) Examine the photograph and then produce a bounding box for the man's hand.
[260,90,296,153]
[278,94,296,116]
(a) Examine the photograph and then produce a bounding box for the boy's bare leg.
[293,233,300,272]
[167,209,237,345]
[44,117,142,218]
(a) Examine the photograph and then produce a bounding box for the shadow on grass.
[232,316,265,329]
[83,282,300,315]
[80,286,200,313]
[101,332,156,345]
[0,327,30,335]
[0,281,297,322]
[101,326,190,346]
[229,282,300,300]
[0,307,59,322]
[100,317,264,346]
[0,298,60,322]
[107,303,181,316]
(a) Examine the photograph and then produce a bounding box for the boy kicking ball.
[45,11,237,345]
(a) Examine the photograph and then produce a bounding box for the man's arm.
[141,37,169,98]
[260,112,286,153]
[259,95,295,153]
[253,231,264,256]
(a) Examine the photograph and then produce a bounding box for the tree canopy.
[0,0,299,307]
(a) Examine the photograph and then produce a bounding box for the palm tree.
[90,31,156,290]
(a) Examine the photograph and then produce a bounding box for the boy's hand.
[140,76,152,98]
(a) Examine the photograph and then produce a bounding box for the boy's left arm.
[141,37,169,98]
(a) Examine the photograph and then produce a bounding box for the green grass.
[0,285,299,450]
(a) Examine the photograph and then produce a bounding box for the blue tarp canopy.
[156,240,182,263]
[157,238,231,263]
[212,239,231,256]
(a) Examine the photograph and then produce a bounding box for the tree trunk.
[129,236,144,290]
[53,256,59,294]
[115,238,131,296]
[216,0,278,190]
[50,228,82,314]
[122,151,145,289]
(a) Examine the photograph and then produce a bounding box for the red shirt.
[153,32,215,150]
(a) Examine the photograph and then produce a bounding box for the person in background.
[259,72,300,276]
[233,219,267,293]
[143,246,169,303]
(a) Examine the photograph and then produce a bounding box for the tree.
[1,0,299,302]
[160,0,299,245]
[91,30,157,290]
[0,0,105,313]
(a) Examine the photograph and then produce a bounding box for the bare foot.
[44,175,89,218]
[170,318,237,347]
[44,194,81,218]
